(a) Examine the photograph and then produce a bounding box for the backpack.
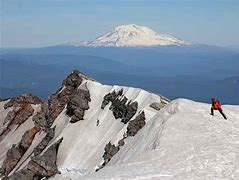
[213,99,221,109]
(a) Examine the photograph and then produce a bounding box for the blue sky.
[1,0,239,47]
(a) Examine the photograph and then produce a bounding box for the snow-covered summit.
[72,24,190,47]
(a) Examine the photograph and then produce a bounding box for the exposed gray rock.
[3,104,33,127]
[150,102,164,111]
[62,70,83,88]
[8,169,36,180]
[0,93,41,141]
[0,104,34,142]
[127,111,146,136]
[121,101,138,124]
[8,138,63,180]
[0,70,94,179]
[0,144,22,177]
[47,93,64,126]
[102,142,120,166]
[27,138,63,178]
[97,137,127,172]
[118,139,125,146]
[47,70,86,125]
[101,91,118,109]
[3,110,15,126]
[0,127,40,177]
[66,89,91,123]
[101,89,138,124]
[32,111,49,129]
[33,127,56,156]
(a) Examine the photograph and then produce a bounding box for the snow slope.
[71,24,190,47]
[52,98,239,180]
[1,71,238,180]
[0,74,168,178]
[47,79,166,174]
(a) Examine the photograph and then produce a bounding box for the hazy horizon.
[1,0,239,48]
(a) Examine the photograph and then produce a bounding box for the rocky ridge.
[0,70,169,179]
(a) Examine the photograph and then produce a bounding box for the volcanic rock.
[127,111,146,136]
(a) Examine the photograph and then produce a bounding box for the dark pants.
[211,108,227,119]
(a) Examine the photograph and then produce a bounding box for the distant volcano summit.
[70,24,191,47]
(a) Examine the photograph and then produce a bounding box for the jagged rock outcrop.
[0,93,42,141]
[0,69,171,179]
[101,89,138,124]
[32,111,48,130]
[33,127,56,156]
[103,142,120,164]
[121,101,138,124]
[20,127,40,150]
[66,89,91,123]
[101,89,123,109]
[63,70,83,87]
[47,70,86,125]
[0,70,87,179]
[0,144,22,177]
[98,112,146,172]
[96,141,120,171]
[97,134,128,172]
[98,112,146,171]
[0,127,40,177]
[1,104,33,131]
[6,104,33,126]
[27,138,63,177]
[3,94,42,109]
[127,111,146,136]
[8,138,63,180]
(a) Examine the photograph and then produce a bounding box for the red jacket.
[212,99,221,110]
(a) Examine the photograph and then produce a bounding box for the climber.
[210,98,227,119]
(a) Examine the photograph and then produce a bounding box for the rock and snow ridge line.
[0,70,169,179]
[55,99,239,180]
[69,24,191,47]
[1,70,238,180]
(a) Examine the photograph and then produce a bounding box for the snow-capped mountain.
[0,70,238,180]
[72,24,190,47]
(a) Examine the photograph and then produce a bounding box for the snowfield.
[51,97,239,179]
[0,75,238,180]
